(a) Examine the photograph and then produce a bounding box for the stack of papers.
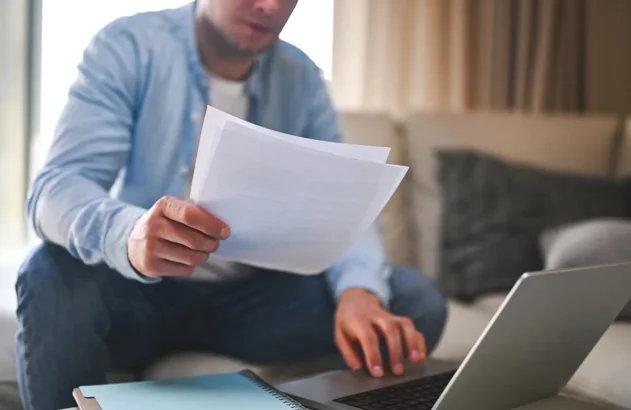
[189,106,408,274]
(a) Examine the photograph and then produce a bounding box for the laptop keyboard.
[334,370,456,410]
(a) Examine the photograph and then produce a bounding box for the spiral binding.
[244,371,306,410]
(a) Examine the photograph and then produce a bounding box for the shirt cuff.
[103,204,160,284]
[330,264,392,308]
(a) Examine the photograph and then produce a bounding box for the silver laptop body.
[279,264,631,410]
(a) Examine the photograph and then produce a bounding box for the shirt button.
[179,165,190,175]
[190,112,201,123]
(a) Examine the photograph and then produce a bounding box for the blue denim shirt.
[27,2,392,305]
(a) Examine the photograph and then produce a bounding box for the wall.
[0,1,29,251]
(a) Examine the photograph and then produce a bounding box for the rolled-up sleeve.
[27,23,152,282]
[325,225,392,307]
[302,63,392,306]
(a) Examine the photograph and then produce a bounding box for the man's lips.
[244,21,273,35]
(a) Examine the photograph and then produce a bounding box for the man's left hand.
[335,288,427,378]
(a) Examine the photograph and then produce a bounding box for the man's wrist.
[339,288,382,306]
[327,264,392,308]
[103,204,147,279]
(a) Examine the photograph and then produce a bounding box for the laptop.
[278,263,631,410]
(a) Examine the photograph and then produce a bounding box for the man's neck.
[195,7,255,81]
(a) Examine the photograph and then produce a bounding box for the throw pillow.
[541,219,631,321]
[438,150,631,302]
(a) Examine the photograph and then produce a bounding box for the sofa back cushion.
[404,111,620,280]
[338,111,414,267]
[439,150,631,301]
[614,119,631,178]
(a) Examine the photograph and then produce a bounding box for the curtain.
[332,0,592,114]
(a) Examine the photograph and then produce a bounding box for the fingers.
[143,257,196,278]
[375,316,404,376]
[158,196,230,239]
[150,239,210,267]
[353,323,384,378]
[158,218,220,253]
[335,330,363,371]
[415,332,427,362]
[129,197,229,279]
[135,238,208,278]
[398,317,427,363]
[375,315,427,376]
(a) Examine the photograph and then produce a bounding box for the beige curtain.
[332,0,591,114]
[494,0,587,112]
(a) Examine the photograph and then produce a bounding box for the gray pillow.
[542,219,631,320]
[438,150,631,302]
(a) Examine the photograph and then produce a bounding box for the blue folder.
[76,370,305,410]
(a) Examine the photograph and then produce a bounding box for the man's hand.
[127,196,230,278]
[335,288,427,378]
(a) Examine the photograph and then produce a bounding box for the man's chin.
[211,25,276,59]
[237,39,277,55]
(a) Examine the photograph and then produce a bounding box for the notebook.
[74,370,307,410]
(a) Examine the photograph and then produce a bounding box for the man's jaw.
[200,16,278,62]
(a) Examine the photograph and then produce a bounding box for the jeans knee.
[422,292,448,350]
[15,243,101,326]
[390,267,448,353]
[18,244,70,298]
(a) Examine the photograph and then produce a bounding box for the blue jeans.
[15,243,447,410]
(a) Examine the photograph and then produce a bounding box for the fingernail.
[220,227,230,239]
[372,366,384,378]
[393,363,404,375]
[411,350,421,361]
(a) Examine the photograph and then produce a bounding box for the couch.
[1,111,630,410]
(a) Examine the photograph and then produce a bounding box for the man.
[15,1,447,409]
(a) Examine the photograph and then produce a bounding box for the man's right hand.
[127,196,230,278]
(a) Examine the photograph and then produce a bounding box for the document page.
[190,106,391,200]
[190,107,407,274]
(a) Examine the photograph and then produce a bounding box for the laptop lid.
[433,263,631,410]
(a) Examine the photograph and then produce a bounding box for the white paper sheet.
[190,106,391,200]
[190,107,407,274]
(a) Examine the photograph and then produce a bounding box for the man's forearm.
[28,167,148,280]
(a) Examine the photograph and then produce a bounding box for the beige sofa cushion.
[569,324,631,409]
[0,273,17,384]
[614,119,631,178]
[432,300,494,363]
[338,111,414,267]
[404,111,619,279]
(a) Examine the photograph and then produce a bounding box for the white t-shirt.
[206,73,249,119]
[187,74,252,281]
